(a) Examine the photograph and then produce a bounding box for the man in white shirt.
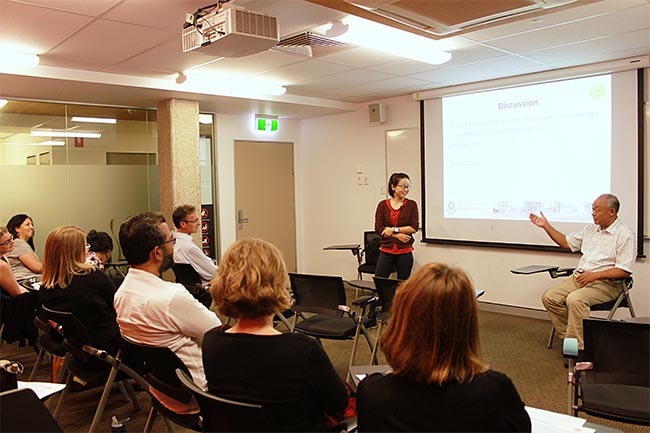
[172,205,217,284]
[114,211,221,389]
[529,193,636,350]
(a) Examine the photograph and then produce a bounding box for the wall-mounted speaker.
[368,103,387,123]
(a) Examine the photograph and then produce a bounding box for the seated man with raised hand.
[529,193,636,350]
[172,205,217,285]
[114,211,221,390]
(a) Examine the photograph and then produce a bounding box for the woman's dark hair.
[381,263,486,385]
[87,230,113,254]
[387,173,410,198]
[6,214,35,249]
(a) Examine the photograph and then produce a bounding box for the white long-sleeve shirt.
[173,231,217,284]
[114,268,221,388]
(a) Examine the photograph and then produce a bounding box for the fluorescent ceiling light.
[39,140,65,146]
[0,50,39,69]
[0,99,7,109]
[71,116,116,124]
[323,16,451,65]
[31,130,101,139]
[180,72,286,97]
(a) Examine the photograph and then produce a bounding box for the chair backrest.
[289,273,347,317]
[172,263,202,286]
[124,340,194,404]
[176,369,278,433]
[583,318,649,386]
[0,291,38,345]
[363,231,381,266]
[0,388,64,433]
[40,305,93,362]
[372,276,402,317]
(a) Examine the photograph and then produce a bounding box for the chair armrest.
[575,362,593,371]
[329,416,357,433]
[337,305,351,313]
[549,268,575,278]
[352,295,376,306]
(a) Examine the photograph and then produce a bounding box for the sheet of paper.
[355,374,367,381]
[526,406,595,433]
[18,381,66,399]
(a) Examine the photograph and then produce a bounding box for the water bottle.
[110,416,127,433]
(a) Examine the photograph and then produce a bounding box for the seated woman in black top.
[357,263,531,432]
[203,238,349,432]
[0,226,28,299]
[39,226,120,370]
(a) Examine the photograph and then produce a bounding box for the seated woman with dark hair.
[5,214,42,283]
[39,226,121,369]
[357,263,531,432]
[86,229,114,270]
[203,238,349,432]
[0,226,28,299]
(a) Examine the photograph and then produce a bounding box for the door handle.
[237,209,249,230]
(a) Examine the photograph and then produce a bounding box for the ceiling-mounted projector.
[182,5,279,57]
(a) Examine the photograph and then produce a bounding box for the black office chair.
[123,341,201,433]
[0,388,64,433]
[563,318,649,424]
[39,305,140,433]
[28,316,69,382]
[357,231,381,280]
[172,263,212,308]
[176,369,278,432]
[369,277,403,364]
[289,273,373,380]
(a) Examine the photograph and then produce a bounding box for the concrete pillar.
[157,98,201,239]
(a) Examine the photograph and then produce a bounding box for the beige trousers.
[541,275,623,349]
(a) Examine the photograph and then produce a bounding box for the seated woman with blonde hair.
[39,226,120,369]
[203,238,349,432]
[357,263,531,432]
[0,226,28,299]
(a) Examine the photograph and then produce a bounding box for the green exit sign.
[256,116,278,131]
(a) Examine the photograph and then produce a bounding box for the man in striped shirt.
[529,193,635,350]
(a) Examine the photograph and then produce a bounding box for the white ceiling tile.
[366,59,439,76]
[46,18,176,69]
[317,46,403,68]
[464,0,647,43]
[103,0,208,31]
[197,50,305,76]
[483,4,650,54]
[522,29,650,63]
[289,68,394,92]
[104,37,212,76]
[253,59,353,85]
[7,0,121,16]
[0,0,94,53]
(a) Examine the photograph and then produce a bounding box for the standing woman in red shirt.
[374,173,419,280]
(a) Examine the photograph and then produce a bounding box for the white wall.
[293,89,650,317]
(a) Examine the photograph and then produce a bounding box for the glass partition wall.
[0,100,159,259]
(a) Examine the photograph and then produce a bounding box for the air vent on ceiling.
[348,0,578,35]
[273,32,351,57]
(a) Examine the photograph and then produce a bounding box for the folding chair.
[547,274,636,348]
[123,341,201,433]
[563,318,649,424]
[369,277,403,364]
[176,369,278,432]
[40,305,140,433]
[357,231,381,280]
[0,291,38,350]
[289,273,373,380]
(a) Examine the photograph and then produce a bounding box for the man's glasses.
[161,236,176,245]
[183,218,200,224]
[0,238,13,247]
